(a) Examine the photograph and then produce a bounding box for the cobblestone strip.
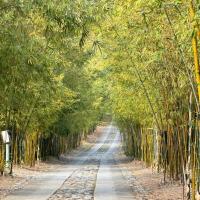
[48,158,100,200]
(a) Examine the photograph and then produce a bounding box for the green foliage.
[0,0,107,135]
[0,0,108,168]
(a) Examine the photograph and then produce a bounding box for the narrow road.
[5,124,135,200]
[94,127,135,200]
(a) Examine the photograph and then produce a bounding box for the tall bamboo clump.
[9,130,91,166]
[0,0,106,174]
[102,1,200,199]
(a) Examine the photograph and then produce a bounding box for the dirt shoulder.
[116,149,185,200]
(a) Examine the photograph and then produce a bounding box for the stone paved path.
[48,160,99,200]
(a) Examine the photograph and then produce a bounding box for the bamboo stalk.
[190,1,200,103]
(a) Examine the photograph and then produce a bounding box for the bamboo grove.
[88,0,200,199]
[0,1,108,172]
[0,0,200,199]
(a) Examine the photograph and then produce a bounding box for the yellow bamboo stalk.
[190,1,200,102]
[190,3,200,200]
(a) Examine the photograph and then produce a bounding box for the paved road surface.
[5,124,134,200]
[94,127,135,200]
